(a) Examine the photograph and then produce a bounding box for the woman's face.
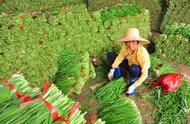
[126,41,139,51]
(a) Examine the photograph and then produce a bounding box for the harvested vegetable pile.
[0,70,106,124]
[92,5,150,43]
[88,0,162,31]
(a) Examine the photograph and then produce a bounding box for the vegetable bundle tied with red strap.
[55,51,96,95]
[0,71,40,105]
[0,82,87,124]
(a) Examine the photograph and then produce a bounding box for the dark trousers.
[107,52,141,81]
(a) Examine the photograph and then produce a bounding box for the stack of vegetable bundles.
[0,82,87,124]
[55,51,96,95]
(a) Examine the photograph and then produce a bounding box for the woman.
[107,28,150,96]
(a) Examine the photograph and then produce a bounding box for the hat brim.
[117,37,150,45]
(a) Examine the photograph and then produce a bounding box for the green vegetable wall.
[88,0,162,31]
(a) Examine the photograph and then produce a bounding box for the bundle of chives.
[99,96,142,124]
[91,78,126,108]
[0,71,40,104]
[55,51,96,95]
[0,82,87,124]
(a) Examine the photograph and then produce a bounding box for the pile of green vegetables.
[91,78,126,108]
[99,96,142,124]
[0,73,105,124]
[0,83,87,124]
[0,3,150,86]
[0,4,107,85]
[146,79,190,124]
[92,5,150,44]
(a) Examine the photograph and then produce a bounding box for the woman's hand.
[108,68,115,80]
[127,85,135,94]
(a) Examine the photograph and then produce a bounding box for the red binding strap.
[4,80,32,101]
[89,114,97,124]
[0,70,32,102]
[68,102,80,120]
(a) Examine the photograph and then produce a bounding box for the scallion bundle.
[91,78,126,108]
[99,96,142,124]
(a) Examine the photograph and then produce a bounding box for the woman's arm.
[133,49,150,88]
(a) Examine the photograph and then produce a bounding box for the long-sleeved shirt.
[112,44,150,88]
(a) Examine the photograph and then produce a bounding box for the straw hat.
[118,28,150,45]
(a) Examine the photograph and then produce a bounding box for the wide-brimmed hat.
[118,28,150,45]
